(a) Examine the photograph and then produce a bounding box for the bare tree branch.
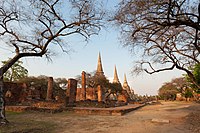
[114,0,200,89]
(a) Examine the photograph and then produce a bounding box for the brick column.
[46,77,53,101]
[66,78,77,106]
[97,85,102,102]
[92,88,96,100]
[81,71,86,101]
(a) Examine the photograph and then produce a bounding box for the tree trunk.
[0,77,8,125]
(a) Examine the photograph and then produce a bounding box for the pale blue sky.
[0,0,185,95]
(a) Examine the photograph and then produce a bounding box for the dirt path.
[53,101,197,133]
[2,101,199,133]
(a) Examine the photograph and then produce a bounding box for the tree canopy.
[114,0,200,89]
[2,59,28,82]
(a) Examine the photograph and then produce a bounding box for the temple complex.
[93,53,134,95]
[94,53,134,101]
[4,52,136,109]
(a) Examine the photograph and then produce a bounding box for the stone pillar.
[46,77,53,101]
[66,78,77,106]
[97,85,102,102]
[81,71,86,101]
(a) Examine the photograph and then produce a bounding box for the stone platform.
[71,104,145,116]
[6,104,145,115]
[5,106,32,112]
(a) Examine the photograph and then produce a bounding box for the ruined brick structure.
[4,76,66,105]
[4,82,27,105]
[76,87,97,101]
[4,82,46,105]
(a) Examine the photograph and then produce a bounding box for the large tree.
[114,0,200,88]
[0,0,104,125]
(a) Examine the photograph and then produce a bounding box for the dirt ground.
[54,101,199,133]
[1,101,200,133]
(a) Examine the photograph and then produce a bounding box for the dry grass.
[0,111,58,133]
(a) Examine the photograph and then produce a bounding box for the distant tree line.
[158,64,200,100]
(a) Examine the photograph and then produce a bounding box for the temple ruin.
[4,52,136,112]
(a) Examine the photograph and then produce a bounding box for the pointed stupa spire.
[123,73,128,85]
[123,73,131,93]
[95,52,104,76]
[113,65,120,83]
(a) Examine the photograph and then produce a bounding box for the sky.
[0,0,185,96]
